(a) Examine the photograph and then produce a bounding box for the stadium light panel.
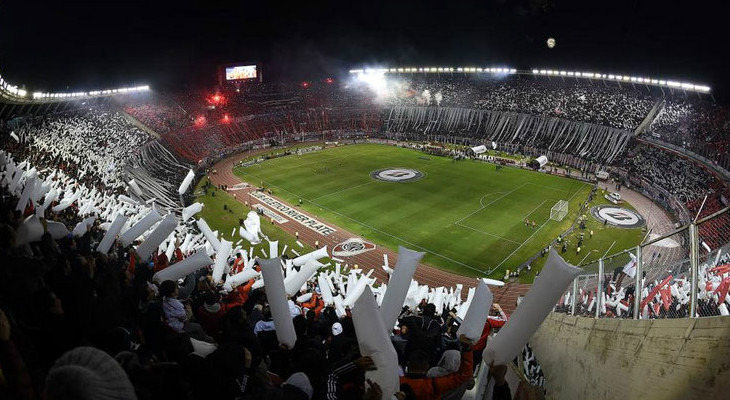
[532,69,539,74]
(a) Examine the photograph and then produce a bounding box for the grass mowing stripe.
[455,222,524,245]
[229,144,641,278]
[311,181,377,201]
[454,183,528,225]
[235,168,487,273]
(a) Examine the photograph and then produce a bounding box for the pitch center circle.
[370,168,424,183]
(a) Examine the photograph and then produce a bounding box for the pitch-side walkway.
[596,181,680,266]
[208,148,531,314]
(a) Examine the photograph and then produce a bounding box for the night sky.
[1,0,728,98]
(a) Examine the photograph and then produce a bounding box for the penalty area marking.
[454,183,528,225]
[487,182,589,273]
[455,222,523,245]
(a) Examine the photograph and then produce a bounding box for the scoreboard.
[225,65,257,81]
[218,63,262,86]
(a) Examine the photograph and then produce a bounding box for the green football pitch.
[230,143,605,278]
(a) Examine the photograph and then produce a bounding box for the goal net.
[550,200,569,222]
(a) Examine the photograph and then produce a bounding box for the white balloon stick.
[269,240,279,259]
[153,250,213,283]
[136,214,178,260]
[196,218,221,251]
[120,208,162,247]
[178,169,195,195]
[484,249,580,365]
[96,214,127,254]
[258,257,297,348]
[352,286,400,398]
[456,280,493,341]
[212,239,233,284]
[379,246,424,332]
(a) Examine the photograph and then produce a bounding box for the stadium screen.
[225,65,257,81]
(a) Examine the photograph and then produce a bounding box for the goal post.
[550,200,569,222]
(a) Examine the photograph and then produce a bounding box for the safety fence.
[554,206,730,319]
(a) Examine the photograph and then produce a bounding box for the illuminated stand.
[348,66,711,93]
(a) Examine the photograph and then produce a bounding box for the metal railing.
[555,206,730,319]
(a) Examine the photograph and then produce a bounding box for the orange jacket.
[399,350,473,400]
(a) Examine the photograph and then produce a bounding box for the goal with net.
[550,200,568,222]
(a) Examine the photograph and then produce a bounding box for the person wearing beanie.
[45,346,137,400]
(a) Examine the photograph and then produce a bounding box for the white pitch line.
[479,192,507,207]
[455,222,523,245]
[311,181,375,201]
[526,182,572,194]
[488,184,590,273]
[489,220,550,274]
[521,199,549,220]
[454,183,528,225]
[237,169,486,273]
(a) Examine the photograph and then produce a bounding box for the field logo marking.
[250,191,337,236]
[252,204,289,224]
[591,205,645,228]
[332,238,376,257]
[371,168,424,183]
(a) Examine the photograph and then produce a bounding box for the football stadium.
[0,1,729,399]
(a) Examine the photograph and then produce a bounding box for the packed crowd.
[14,108,150,191]
[119,76,670,164]
[0,131,519,399]
[122,97,192,134]
[620,144,714,203]
[646,96,730,170]
[378,75,657,130]
[556,245,730,319]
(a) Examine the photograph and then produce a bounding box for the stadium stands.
[647,95,730,171]
[3,71,729,400]
[380,75,657,130]
[15,108,151,191]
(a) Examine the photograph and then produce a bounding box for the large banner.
[250,191,337,236]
